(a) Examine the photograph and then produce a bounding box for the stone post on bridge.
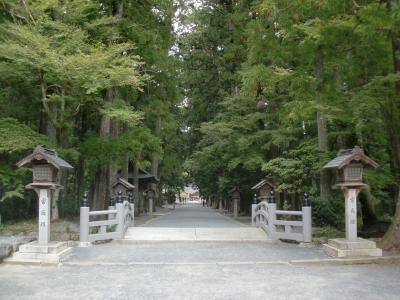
[251,193,257,227]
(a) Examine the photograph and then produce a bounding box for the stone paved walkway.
[1,203,399,299]
[141,203,243,228]
[1,263,400,300]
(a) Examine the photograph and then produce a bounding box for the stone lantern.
[251,179,275,202]
[322,146,382,257]
[228,187,241,218]
[7,145,73,263]
[144,187,156,218]
[112,177,135,198]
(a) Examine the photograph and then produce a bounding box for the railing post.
[302,193,312,243]
[108,196,116,220]
[128,192,134,226]
[79,191,91,247]
[116,194,124,239]
[267,190,276,238]
[251,193,257,226]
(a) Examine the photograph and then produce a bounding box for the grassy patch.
[313,226,345,239]
[0,218,80,241]
[0,219,37,235]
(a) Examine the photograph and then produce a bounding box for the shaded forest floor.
[0,218,80,241]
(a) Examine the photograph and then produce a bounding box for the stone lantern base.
[5,241,72,264]
[323,238,382,258]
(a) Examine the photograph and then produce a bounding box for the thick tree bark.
[121,123,129,180]
[92,88,117,211]
[315,48,331,201]
[133,162,140,215]
[359,189,379,227]
[151,115,161,207]
[381,5,400,249]
[39,75,61,220]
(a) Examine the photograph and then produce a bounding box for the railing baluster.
[252,190,312,243]
[79,192,90,247]
[302,193,312,243]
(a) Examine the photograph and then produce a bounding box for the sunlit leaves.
[0,118,47,154]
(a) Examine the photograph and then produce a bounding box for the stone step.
[323,243,382,258]
[4,247,73,264]
[19,241,69,254]
[327,238,377,250]
[123,227,273,242]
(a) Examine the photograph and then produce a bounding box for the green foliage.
[181,0,400,232]
[262,141,321,193]
[99,100,143,127]
[0,118,47,154]
[0,165,30,202]
[0,0,182,220]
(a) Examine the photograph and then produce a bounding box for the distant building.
[181,185,201,203]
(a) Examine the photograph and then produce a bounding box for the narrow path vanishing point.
[124,203,271,242]
[143,203,243,228]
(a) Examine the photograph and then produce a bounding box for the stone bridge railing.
[252,192,312,243]
[79,191,134,246]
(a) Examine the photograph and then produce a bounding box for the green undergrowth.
[312,226,345,239]
[0,218,79,241]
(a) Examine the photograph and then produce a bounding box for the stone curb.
[289,255,400,266]
[114,239,280,244]
[4,255,399,267]
[2,259,60,266]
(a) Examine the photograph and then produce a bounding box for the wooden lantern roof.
[228,187,240,194]
[251,179,275,190]
[323,146,378,170]
[16,145,73,169]
[112,177,135,190]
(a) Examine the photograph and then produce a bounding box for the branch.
[352,0,361,9]
[21,0,35,24]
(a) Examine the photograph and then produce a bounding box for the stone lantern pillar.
[145,187,155,218]
[229,187,241,218]
[322,146,382,257]
[6,145,73,263]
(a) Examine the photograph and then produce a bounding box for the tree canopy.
[1,0,400,250]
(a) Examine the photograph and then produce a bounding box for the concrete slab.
[125,228,197,241]
[195,228,271,241]
[323,238,383,258]
[4,241,72,264]
[124,227,273,242]
[141,204,243,228]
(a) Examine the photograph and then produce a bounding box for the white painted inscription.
[38,189,51,245]
[345,189,358,240]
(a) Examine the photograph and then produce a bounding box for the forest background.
[0,0,399,250]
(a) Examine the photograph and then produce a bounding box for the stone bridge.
[1,203,400,299]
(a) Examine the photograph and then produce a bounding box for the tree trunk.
[359,189,379,227]
[381,6,400,249]
[151,115,161,207]
[39,76,61,220]
[121,122,129,180]
[133,162,140,215]
[92,88,117,211]
[315,48,331,201]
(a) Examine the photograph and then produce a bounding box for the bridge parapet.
[252,191,312,243]
[79,191,134,246]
